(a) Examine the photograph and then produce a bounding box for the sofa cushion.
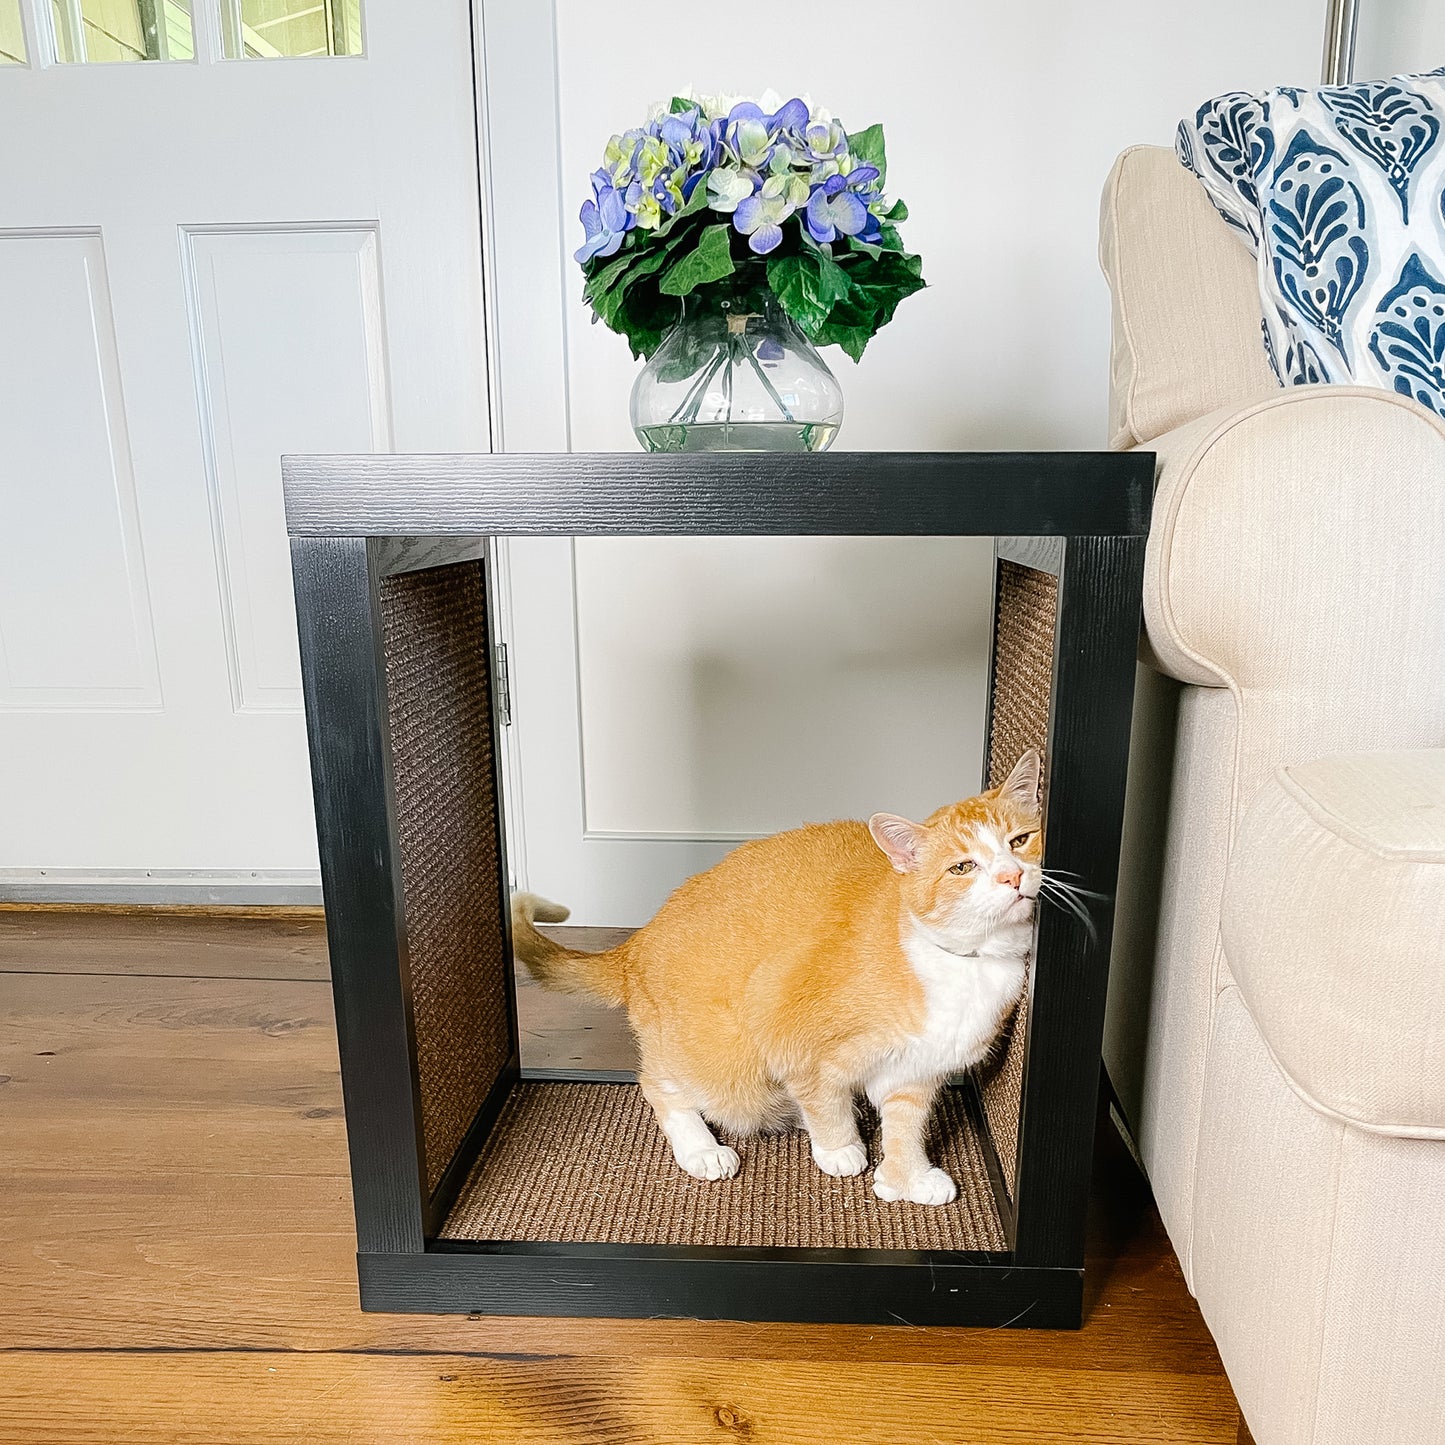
[1099,145,1279,450]
[1221,750,1445,1137]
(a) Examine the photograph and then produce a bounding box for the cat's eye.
[1008,832,1035,850]
[949,860,976,874]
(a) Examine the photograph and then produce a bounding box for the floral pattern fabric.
[1178,70,1445,414]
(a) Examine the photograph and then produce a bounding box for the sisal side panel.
[379,562,511,1195]
[980,560,1058,1199]
[441,1082,1003,1251]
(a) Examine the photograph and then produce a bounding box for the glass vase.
[630,279,844,454]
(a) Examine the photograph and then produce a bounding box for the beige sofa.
[1099,145,1445,1445]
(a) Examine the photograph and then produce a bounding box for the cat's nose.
[995,864,1023,890]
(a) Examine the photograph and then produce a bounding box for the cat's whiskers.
[1040,892,1097,942]
[1037,876,1100,942]
[1041,870,1108,899]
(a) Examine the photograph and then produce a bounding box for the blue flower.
[804,174,870,244]
[767,96,810,134]
[575,182,630,262]
[734,176,796,254]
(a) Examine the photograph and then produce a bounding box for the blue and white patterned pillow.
[1178,70,1445,413]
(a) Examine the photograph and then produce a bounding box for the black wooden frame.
[284,451,1152,1328]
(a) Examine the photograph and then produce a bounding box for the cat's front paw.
[812,1141,869,1177]
[676,1143,740,1182]
[873,1166,958,1206]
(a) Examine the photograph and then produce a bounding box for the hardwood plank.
[514,978,635,1072]
[0,1352,1237,1445]
[0,914,635,1072]
[0,910,329,981]
[516,925,636,1071]
[0,1144,1228,1376]
[0,973,347,1175]
[0,1162,1223,1370]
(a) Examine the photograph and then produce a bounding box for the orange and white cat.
[512,750,1044,1206]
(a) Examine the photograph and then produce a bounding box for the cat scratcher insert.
[440,1082,1004,1251]
[287,451,1151,1328]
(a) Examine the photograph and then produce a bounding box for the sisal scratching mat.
[981,560,1058,1197]
[441,1082,1004,1251]
[380,563,512,1194]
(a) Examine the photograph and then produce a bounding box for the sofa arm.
[1220,750,1445,1136]
[1140,387,1445,701]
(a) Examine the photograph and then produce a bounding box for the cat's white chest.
[866,930,1027,1103]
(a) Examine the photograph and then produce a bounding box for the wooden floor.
[0,908,1244,1444]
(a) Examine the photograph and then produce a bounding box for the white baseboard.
[0,868,323,907]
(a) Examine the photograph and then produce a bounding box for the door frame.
[469,0,575,897]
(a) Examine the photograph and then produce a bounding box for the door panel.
[574,536,991,840]
[184,225,390,711]
[0,231,161,709]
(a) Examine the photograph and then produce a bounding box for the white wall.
[1357,2,1445,81]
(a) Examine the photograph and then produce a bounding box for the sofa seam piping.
[1276,764,1445,864]
[1228,961,1445,1139]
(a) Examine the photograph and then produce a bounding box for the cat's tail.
[510,892,629,1007]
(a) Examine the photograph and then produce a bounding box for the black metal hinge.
[493,642,512,726]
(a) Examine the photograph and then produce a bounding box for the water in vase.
[636,420,839,453]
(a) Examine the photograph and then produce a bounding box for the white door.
[0,0,489,900]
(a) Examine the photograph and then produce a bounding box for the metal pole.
[1321,0,1359,84]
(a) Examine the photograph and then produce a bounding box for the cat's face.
[868,750,1043,937]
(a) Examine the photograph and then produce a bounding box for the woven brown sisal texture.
[379,562,511,1195]
[980,560,1058,1199]
[441,1082,1003,1251]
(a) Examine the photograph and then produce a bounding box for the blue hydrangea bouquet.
[576,91,925,362]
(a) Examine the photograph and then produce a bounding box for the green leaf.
[766,255,829,334]
[814,289,878,359]
[884,197,908,222]
[652,180,712,240]
[846,123,887,182]
[809,249,926,358]
[812,249,851,310]
[876,224,906,253]
[588,244,684,327]
[658,223,737,296]
[585,215,708,330]
[654,321,721,383]
[669,95,696,114]
[765,250,853,337]
[847,236,884,260]
[845,263,925,333]
[814,318,873,362]
[583,243,643,305]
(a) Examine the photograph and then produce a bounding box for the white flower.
[700,91,742,121]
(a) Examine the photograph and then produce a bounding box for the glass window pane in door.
[222,0,362,58]
[1,0,28,62]
[50,0,193,62]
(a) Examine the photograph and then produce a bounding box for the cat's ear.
[869,813,925,873]
[996,749,1042,813]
